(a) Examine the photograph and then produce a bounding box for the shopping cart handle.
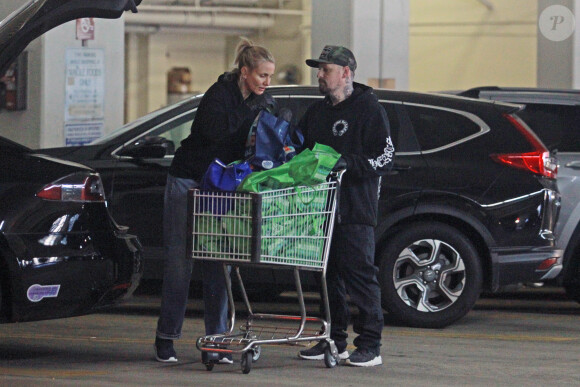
[329,169,346,183]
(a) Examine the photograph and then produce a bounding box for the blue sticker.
[27,284,61,302]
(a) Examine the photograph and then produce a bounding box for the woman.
[154,38,276,363]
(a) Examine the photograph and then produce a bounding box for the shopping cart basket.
[187,171,343,374]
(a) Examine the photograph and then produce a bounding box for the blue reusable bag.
[199,159,252,215]
[201,158,252,192]
[245,110,304,171]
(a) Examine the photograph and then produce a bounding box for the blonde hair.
[233,37,275,71]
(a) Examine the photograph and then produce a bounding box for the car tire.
[563,255,580,303]
[564,283,580,303]
[379,221,483,329]
[0,264,8,322]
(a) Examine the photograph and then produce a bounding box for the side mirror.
[119,136,175,159]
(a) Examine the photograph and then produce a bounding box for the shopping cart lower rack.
[187,172,343,374]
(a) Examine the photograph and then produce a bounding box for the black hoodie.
[298,82,395,226]
[169,72,261,181]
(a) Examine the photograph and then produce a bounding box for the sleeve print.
[368,136,395,170]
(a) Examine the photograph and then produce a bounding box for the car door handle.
[565,161,580,169]
[393,164,411,171]
[386,164,411,175]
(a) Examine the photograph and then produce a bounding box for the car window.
[141,111,194,156]
[515,104,580,153]
[405,104,482,151]
[154,116,192,149]
[379,102,419,153]
[274,96,320,126]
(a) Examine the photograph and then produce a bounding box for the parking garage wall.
[409,0,539,91]
[0,2,126,148]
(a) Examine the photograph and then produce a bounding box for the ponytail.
[233,37,275,72]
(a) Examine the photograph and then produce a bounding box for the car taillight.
[37,172,106,202]
[490,114,558,179]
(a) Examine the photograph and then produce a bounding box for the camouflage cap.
[306,45,357,71]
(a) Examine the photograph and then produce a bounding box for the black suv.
[454,86,580,301]
[37,86,562,328]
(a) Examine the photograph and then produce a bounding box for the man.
[297,45,394,367]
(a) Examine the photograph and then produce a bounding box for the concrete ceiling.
[125,0,305,35]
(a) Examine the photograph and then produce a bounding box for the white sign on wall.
[64,121,104,146]
[65,48,104,121]
[64,48,105,145]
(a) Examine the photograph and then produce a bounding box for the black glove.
[332,156,348,171]
[246,93,277,113]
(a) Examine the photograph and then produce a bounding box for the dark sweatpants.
[326,224,384,354]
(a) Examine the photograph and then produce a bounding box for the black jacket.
[298,83,395,226]
[169,72,261,181]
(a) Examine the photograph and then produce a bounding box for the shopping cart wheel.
[201,349,219,371]
[241,351,253,374]
[323,347,338,368]
[252,345,261,362]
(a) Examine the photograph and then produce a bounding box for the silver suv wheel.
[394,238,466,312]
[379,221,483,328]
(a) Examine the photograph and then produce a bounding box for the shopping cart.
[186,171,343,374]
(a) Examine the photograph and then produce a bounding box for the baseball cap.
[306,45,357,71]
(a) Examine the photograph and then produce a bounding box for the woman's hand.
[246,93,277,112]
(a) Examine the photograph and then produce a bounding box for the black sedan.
[38,85,563,328]
[0,0,143,323]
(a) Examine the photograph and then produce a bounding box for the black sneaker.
[154,337,178,363]
[218,353,233,364]
[345,348,382,367]
[298,341,349,361]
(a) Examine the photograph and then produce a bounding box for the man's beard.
[318,80,330,95]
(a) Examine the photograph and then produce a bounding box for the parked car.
[37,85,563,328]
[0,0,143,323]
[453,86,580,301]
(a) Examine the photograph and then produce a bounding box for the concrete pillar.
[310,0,409,89]
[0,1,126,148]
[537,0,578,88]
[40,18,126,148]
[574,0,580,88]
[125,33,150,123]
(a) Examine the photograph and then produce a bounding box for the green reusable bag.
[293,184,329,213]
[238,143,341,193]
[261,215,295,259]
[222,204,253,257]
[237,162,295,193]
[283,238,325,267]
[193,212,229,259]
[259,195,293,260]
[288,143,341,187]
[259,186,329,265]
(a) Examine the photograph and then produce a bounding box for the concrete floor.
[1,287,580,386]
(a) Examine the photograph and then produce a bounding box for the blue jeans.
[156,174,228,339]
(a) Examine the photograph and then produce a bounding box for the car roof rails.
[457,86,501,98]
